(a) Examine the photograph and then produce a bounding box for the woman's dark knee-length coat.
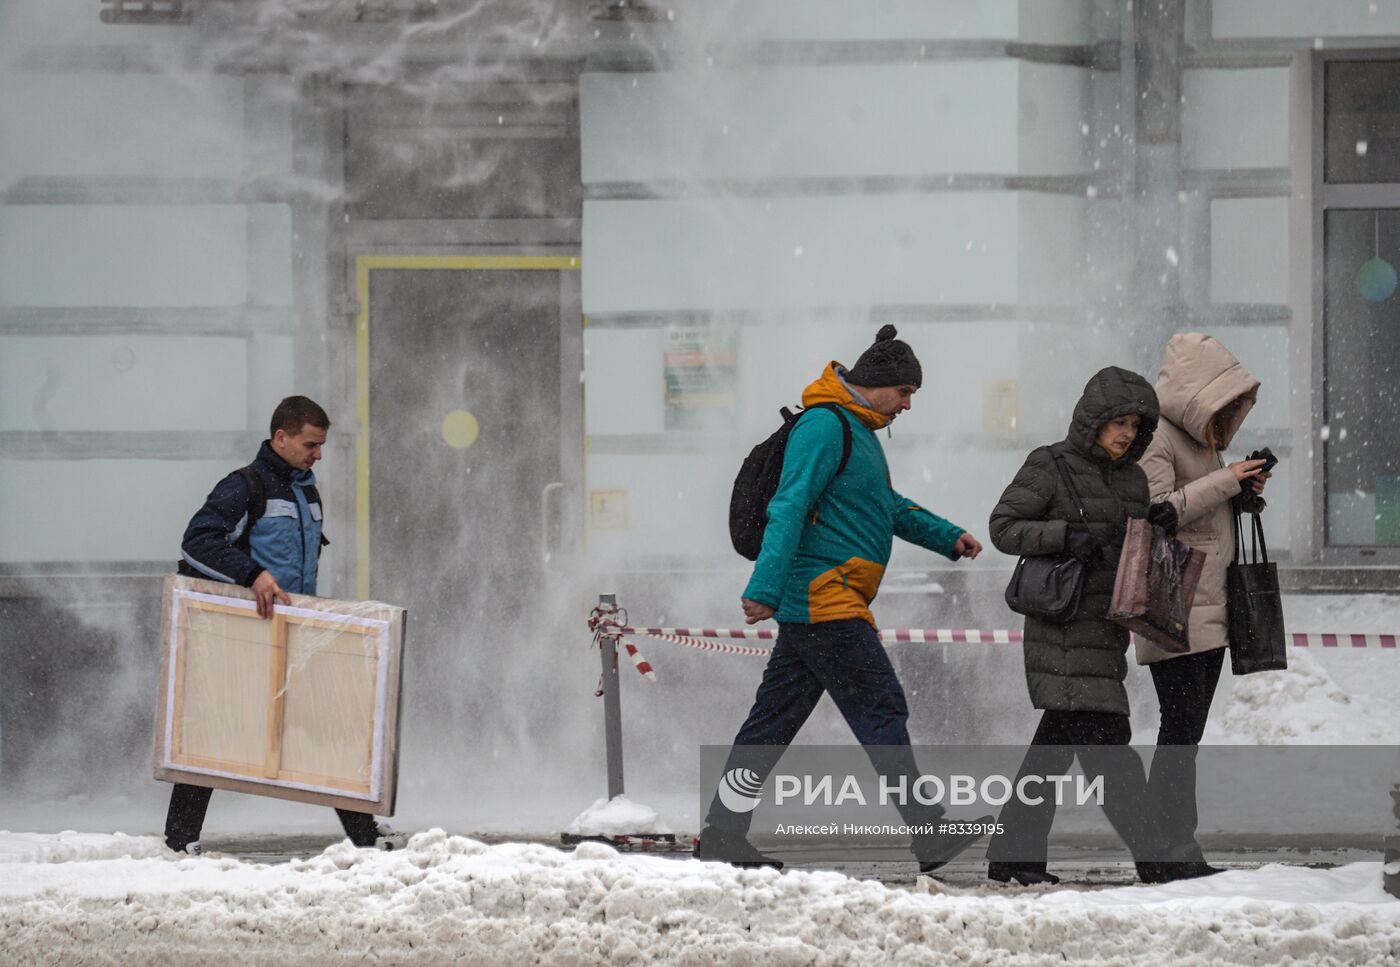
[989,367,1160,716]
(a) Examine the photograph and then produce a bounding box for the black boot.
[912,816,994,875]
[164,783,212,853]
[694,826,783,870]
[1137,860,1224,884]
[988,861,1061,886]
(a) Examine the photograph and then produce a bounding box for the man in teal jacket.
[697,326,984,871]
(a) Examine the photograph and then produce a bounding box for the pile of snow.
[1205,650,1400,745]
[564,794,672,836]
[0,830,167,864]
[2,831,1398,965]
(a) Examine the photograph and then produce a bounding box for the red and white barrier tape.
[600,624,1397,652]
[1291,632,1397,648]
[627,626,775,640]
[621,639,657,681]
[619,626,1024,645]
[635,631,772,658]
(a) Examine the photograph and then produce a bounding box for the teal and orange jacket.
[743,362,967,627]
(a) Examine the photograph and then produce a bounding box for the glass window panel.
[1324,60,1400,184]
[1323,208,1400,547]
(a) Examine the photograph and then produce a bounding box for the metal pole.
[597,593,625,799]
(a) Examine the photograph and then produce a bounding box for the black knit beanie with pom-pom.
[845,324,923,389]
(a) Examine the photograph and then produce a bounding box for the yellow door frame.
[353,253,581,599]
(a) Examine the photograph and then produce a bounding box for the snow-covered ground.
[1,830,1397,965]
[2,593,1397,963]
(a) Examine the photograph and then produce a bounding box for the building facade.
[1,0,1398,799]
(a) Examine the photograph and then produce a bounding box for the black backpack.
[176,465,267,577]
[729,403,853,561]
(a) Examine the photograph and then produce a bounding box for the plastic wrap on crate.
[154,574,407,815]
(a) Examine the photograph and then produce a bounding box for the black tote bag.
[1226,512,1288,675]
[1004,452,1086,623]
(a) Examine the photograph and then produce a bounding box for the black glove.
[1064,524,1102,562]
[1146,503,1178,537]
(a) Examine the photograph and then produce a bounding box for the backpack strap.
[234,465,266,554]
[300,482,331,547]
[808,402,854,477]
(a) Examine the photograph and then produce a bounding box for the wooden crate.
[154,574,406,815]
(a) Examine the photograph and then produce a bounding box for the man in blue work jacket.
[165,395,401,854]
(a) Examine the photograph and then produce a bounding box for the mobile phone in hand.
[1247,447,1279,474]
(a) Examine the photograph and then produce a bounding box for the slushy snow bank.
[0,831,168,864]
[565,795,672,837]
[2,831,1398,965]
[1205,649,1400,744]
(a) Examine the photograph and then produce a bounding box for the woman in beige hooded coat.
[1138,332,1271,863]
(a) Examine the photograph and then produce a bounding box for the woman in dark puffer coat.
[984,366,1204,886]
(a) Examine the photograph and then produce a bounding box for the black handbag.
[1226,511,1288,675]
[1004,452,1087,622]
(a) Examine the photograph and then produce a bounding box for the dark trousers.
[987,710,1163,868]
[164,782,380,850]
[1146,647,1225,858]
[704,618,940,836]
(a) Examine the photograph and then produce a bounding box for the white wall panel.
[0,459,239,562]
[1213,0,1400,38]
[243,75,296,178]
[583,328,666,436]
[583,61,1092,184]
[0,335,248,432]
[1210,198,1289,304]
[673,0,1094,44]
[892,321,1019,435]
[0,3,184,47]
[1183,69,1289,171]
[1017,63,1093,175]
[247,204,295,307]
[1015,319,1134,440]
[583,194,1026,313]
[1018,0,1097,45]
[585,452,735,561]
[246,334,298,427]
[582,63,1020,184]
[1207,325,1291,432]
[672,1,1021,43]
[0,74,247,182]
[734,320,863,430]
[1018,193,1089,305]
[0,205,248,307]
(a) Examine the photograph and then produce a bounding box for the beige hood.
[1154,332,1260,447]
